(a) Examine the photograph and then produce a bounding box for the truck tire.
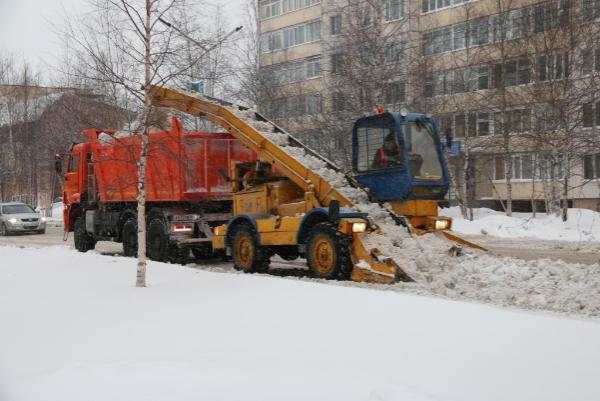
[74,218,96,253]
[122,218,138,257]
[146,217,168,262]
[306,222,352,280]
[231,224,270,273]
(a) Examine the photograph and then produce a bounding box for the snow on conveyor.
[225,104,600,318]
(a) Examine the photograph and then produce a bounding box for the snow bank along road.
[2,227,600,318]
[1,246,599,401]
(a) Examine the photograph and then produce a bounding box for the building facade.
[257,0,600,212]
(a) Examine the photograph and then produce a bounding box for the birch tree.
[63,0,222,287]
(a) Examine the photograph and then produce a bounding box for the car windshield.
[2,204,35,214]
[401,120,443,180]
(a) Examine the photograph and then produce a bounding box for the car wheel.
[37,229,46,235]
[0,223,9,236]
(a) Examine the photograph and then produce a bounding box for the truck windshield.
[2,204,35,214]
[401,121,442,180]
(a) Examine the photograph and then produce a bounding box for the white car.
[0,202,47,235]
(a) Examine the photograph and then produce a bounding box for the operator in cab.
[372,132,403,169]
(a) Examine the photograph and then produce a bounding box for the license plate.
[25,224,37,228]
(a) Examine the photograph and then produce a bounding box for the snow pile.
[2,245,600,401]
[172,92,600,318]
[442,207,600,241]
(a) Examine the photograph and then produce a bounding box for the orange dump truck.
[59,117,254,261]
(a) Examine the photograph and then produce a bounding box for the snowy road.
[2,226,597,265]
[1,245,599,401]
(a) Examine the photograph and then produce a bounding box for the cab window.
[355,115,403,173]
[68,154,79,173]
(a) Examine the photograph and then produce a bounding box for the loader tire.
[122,218,138,257]
[231,224,270,274]
[306,222,352,280]
[74,218,96,253]
[146,217,169,262]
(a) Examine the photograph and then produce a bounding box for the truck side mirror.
[54,157,63,174]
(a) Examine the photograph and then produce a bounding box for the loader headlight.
[434,220,449,230]
[352,222,367,233]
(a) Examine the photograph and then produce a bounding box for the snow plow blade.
[148,85,414,284]
[440,230,487,251]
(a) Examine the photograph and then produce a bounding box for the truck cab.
[62,142,91,232]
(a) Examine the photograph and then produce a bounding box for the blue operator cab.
[351,112,450,203]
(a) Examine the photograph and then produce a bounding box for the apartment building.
[257,0,600,212]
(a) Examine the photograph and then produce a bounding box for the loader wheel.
[74,218,96,253]
[306,222,352,280]
[146,217,169,262]
[231,224,270,273]
[122,218,138,257]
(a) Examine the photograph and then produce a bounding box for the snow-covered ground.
[1,245,600,401]
[442,206,600,242]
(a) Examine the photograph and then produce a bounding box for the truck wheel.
[306,222,352,280]
[122,218,138,257]
[74,218,96,253]
[231,224,270,273]
[146,217,168,262]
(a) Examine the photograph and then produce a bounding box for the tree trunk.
[136,0,152,288]
[504,155,513,217]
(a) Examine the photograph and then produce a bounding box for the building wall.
[256,0,600,211]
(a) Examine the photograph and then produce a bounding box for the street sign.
[450,140,462,156]
[187,80,205,94]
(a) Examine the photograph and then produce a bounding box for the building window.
[581,47,600,76]
[494,154,534,180]
[266,57,322,85]
[384,82,406,105]
[384,41,405,63]
[582,0,600,20]
[385,0,403,21]
[331,92,347,112]
[422,0,473,13]
[494,156,505,179]
[260,0,321,20]
[583,101,600,127]
[493,58,531,87]
[261,20,321,53]
[331,53,344,73]
[306,94,322,115]
[513,154,534,179]
[359,6,372,27]
[330,15,342,35]
[537,52,570,82]
[583,154,600,179]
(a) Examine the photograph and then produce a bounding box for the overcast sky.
[0,0,246,81]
